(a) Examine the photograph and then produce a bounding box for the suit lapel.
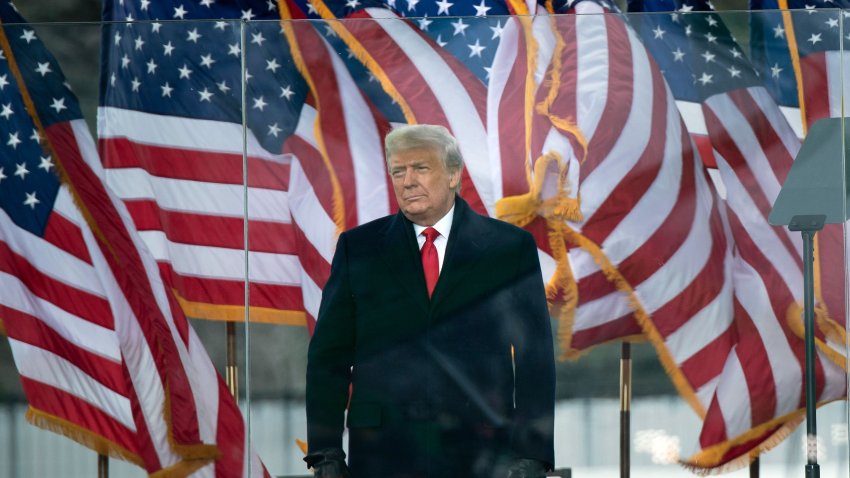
[429,198,491,315]
[380,211,430,314]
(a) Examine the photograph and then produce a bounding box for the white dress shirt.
[412,205,454,273]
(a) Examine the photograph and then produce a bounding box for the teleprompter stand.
[769,117,850,478]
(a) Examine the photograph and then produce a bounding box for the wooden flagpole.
[226,322,239,403]
[97,453,108,478]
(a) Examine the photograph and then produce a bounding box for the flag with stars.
[285,0,737,403]
[285,0,555,207]
[278,2,397,330]
[478,0,736,404]
[289,0,496,214]
[749,0,850,127]
[0,2,272,477]
[629,0,846,470]
[100,0,399,331]
[748,0,849,368]
[100,0,315,326]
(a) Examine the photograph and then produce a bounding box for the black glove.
[506,458,548,478]
[303,448,351,478]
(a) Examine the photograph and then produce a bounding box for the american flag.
[629,0,846,469]
[101,0,404,331]
[100,0,312,326]
[749,0,849,355]
[491,4,732,420]
[0,2,270,476]
[749,0,850,126]
[99,0,752,471]
[286,0,734,396]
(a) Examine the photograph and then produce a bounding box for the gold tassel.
[785,302,848,371]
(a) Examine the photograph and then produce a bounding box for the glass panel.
[621,5,849,477]
[0,4,849,478]
[242,16,313,475]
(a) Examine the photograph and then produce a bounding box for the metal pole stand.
[619,342,631,478]
[789,214,825,478]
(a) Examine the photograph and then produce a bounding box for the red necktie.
[421,227,440,298]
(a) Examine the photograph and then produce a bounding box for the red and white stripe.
[526,4,734,413]
[798,47,850,341]
[285,100,388,327]
[98,107,306,323]
[330,5,490,215]
[285,20,392,230]
[278,18,394,330]
[682,85,847,468]
[800,50,850,126]
[4,118,271,476]
[486,6,557,201]
[73,119,271,478]
[486,16,529,201]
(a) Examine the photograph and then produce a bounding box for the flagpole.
[97,453,108,478]
[226,322,239,403]
[750,456,759,478]
[620,342,631,478]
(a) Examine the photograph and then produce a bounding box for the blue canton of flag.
[384,0,510,83]
[101,0,309,153]
[285,0,407,123]
[291,0,509,86]
[629,0,762,101]
[0,1,81,236]
[749,0,850,109]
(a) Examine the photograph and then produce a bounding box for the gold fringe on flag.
[496,146,705,416]
[535,17,589,164]
[777,0,808,134]
[162,384,221,461]
[519,15,539,187]
[27,407,215,478]
[785,302,848,371]
[277,2,348,234]
[295,438,309,455]
[683,412,805,474]
[173,290,307,325]
[26,407,145,467]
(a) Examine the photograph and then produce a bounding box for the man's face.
[389,147,460,226]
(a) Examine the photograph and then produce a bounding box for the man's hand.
[303,448,351,478]
[506,458,547,478]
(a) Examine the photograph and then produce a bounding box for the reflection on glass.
[0,3,847,478]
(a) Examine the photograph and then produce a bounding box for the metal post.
[226,322,239,403]
[788,215,825,478]
[620,342,631,478]
[801,229,819,478]
[97,454,108,478]
[9,403,18,478]
[749,456,759,478]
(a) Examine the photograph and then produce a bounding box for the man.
[305,125,555,478]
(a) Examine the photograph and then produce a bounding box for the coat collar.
[430,197,490,314]
[380,197,491,315]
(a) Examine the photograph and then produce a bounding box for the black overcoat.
[306,197,555,478]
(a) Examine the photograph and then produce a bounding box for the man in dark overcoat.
[304,124,555,478]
